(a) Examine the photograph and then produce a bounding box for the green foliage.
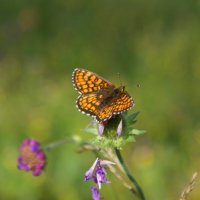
[84,112,145,148]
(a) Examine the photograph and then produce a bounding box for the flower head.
[91,186,100,200]
[84,158,115,189]
[97,119,123,137]
[17,139,46,176]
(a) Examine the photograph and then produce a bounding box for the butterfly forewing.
[72,68,114,94]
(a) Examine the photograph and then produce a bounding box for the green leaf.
[129,128,146,135]
[126,112,140,125]
[82,127,97,135]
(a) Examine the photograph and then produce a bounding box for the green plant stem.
[43,138,79,152]
[115,148,145,200]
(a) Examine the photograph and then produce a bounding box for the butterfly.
[72,68,134,123]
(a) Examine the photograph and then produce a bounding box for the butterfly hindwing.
[95,103,115,122]
[77,93,115,122]
[113,91,134,114]
[76,93,100,116]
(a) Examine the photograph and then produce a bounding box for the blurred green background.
[0,0,200,199]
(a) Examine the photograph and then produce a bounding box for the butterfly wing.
[76,93,102,117]
[96,91,134,122]
[76,92,115,122]
[113,91,134,114]
[72,68,115,94]
[95,104,115,122]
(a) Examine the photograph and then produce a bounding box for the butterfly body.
[72,68,134,122]
[96,86,124,108]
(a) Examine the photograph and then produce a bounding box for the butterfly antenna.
[117,72,123,87]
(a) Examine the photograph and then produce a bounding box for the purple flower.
[91,186,100,200]
[97,122,105,136]
[84,158,115,189]
[17,139,46,176]
[116,119,123,137]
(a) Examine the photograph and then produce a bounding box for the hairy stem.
[43,137,79,151]
[115,148,145,200]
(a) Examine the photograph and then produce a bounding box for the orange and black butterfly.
[72,68,134,123]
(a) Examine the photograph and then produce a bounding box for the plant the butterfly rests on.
[16,68,146,200]
[72,68,134,123]
[72,69,146,199]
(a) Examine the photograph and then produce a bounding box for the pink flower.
[17,139,46,176]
